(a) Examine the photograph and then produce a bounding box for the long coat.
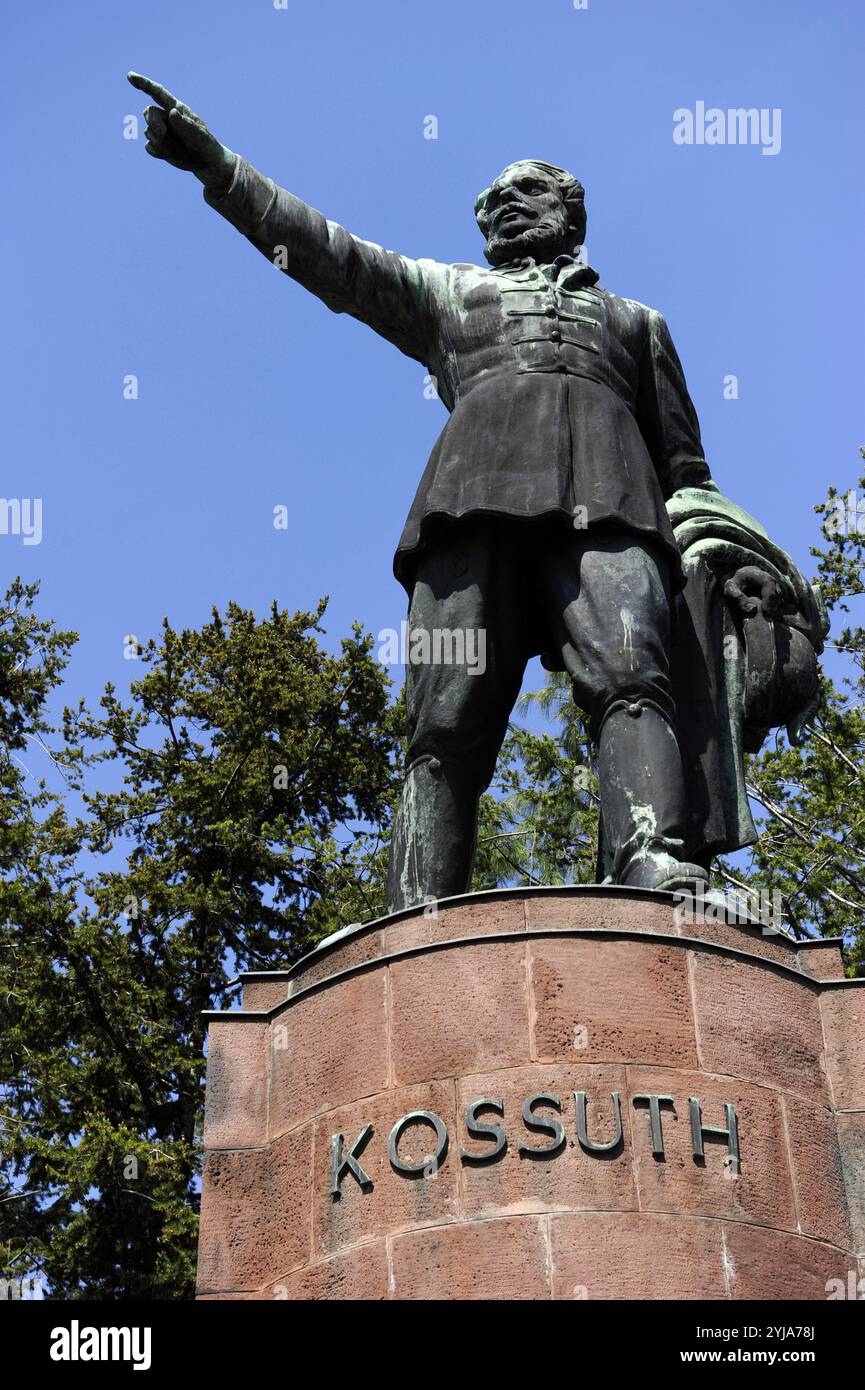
[204,158,829,865]
[205,158,715,590]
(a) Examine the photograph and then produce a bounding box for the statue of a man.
[128,74,824,913]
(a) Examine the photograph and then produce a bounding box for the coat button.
[549,329,561,343]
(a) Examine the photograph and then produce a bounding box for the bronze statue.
[129,73,826,912]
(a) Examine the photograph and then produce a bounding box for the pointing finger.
[127,72,181,112]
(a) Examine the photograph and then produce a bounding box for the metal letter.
[460,1097,507,1164]
[632,1094,675,1157]
[689,1097,740,1176]
[575,1090,623,1153]
[388,1110,449,1176]
[518,1092,565,1157]
[330,1124,374,1197]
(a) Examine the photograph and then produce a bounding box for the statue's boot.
[597,700,709,893]
[386,754,478,912]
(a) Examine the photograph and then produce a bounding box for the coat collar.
[494,253,601,291]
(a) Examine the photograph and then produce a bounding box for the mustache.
[484,217,571,266]
[491,201,536,227]
[487,214,562,246]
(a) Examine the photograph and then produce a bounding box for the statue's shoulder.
[447,260,493,280]
[416,256,454,272]
[603,288,656,318]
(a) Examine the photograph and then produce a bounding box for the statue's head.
[475,160,587,266]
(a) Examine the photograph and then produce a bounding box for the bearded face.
[481,164,573,266]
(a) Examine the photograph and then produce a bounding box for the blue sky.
[5,0,863,752]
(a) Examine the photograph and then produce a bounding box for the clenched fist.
[127,72,236,194]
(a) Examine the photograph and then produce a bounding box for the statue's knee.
[590,692,677,743]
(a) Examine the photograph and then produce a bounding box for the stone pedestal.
[196,887,865,1300]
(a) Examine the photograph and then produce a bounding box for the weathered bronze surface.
[129,73,827,912]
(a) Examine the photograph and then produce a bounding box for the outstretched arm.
[128,73,437,363]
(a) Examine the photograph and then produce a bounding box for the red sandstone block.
[456,1063,636,1219]
[689,952,828,1105]
[389,940,531,1085]
[550,1211,727,1300]
[383,897,525,956]
[820,988,865,1110]
[783,1096,852,1251]
[797,941,846,981]
[269,968,388,1138]
[678,915,797,970]
[525,892,799,975]
[391,1215,549,1300]
[524,891,673,936]
[242,978,289,1011]
[196,1291,255,1300]
[204,1019,268,1150]
[259,1240,389,1300]
[836,1111,865,1255]
[530,937,697,1068]
[197,1124,312,1293]
[723,1223,853,1300]
[288,928,385,996]
[626,1066,797,1232]
[312,1080,459,1259]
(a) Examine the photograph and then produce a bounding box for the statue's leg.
[541,529,708,891]
[386,754,485,912]
[386,521,525,913]
[594,699,707,889]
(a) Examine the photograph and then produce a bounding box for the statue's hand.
[127,73,236,193]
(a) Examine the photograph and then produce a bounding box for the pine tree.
[1,593,400,1298]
